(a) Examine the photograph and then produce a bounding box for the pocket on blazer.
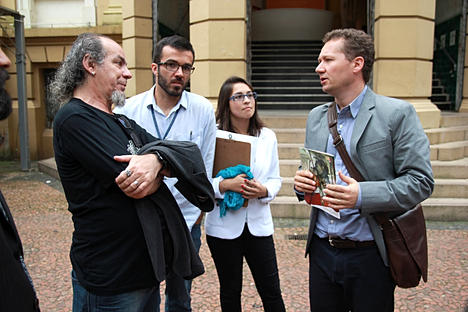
[359,139,388,153]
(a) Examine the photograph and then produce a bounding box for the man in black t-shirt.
[50,33,213,311]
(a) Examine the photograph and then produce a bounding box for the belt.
[317,235,376,249]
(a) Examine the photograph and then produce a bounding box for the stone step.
[277,177,468,199]
[280,157,468,179]
[431,179,468,198]
[431,157,468,179]
[440,112,468,127]
[258,103,322,110]
[278,140,468,161]
[261,114,308,129]
[431,140,468,161]
[270,196,468,221]
[425,125,468,145]
[278,143,302,158]
[421,197,468,221]
[37,157,59,180]
[273,128,306,143]
[279,159,301,177]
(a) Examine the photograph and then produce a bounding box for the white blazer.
[205,127,282,239]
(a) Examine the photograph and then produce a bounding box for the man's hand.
[114,154,164,199]
[293,170,317,193]
[322,171,359,210]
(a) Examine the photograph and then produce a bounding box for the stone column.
[190,0,247,106]
[122,0,153,97]
[373,0,441,128]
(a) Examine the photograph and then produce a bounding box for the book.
[299,147,340,219]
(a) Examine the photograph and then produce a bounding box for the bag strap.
[114,114,143,148]
[327,103,364,182]
[327,103,390,225]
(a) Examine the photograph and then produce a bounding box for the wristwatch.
[154,150,168,170]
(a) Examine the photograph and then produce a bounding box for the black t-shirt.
[53,98,158,295]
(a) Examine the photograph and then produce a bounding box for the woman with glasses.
[205,76,286,311]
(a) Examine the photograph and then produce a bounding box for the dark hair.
[48,33,108,107]
[216,76,264,137]
[153,35,195,63]
[323,28,374,83]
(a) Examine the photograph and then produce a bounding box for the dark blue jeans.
[308,235,395,312]
[206,225,285,312]
[163,223,202,312]
[72,271,160,312]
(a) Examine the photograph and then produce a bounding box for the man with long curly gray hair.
[51,33,168,311]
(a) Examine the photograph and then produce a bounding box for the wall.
[1,0,123,160]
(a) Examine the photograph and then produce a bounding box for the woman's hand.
[219,174,247,193]
[241,178,268,199]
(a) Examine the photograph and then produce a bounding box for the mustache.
[0,67,10,87]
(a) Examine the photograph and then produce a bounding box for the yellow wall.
[1,0,123,160]
[190,0,247,106]
[373,0,440,128]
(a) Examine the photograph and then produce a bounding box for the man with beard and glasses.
[50,33,214,311]
[114,35,216,312]
[0,46,41,311]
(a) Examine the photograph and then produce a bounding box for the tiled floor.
[1,166,467,311]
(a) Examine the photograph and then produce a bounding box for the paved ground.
[1,161,467,311]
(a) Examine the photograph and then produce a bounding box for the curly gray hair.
[48,33,107,108]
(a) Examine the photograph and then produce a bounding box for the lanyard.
[149,105,180,140]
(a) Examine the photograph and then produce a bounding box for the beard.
[157,68,187,97]
[111,90,126,107]
[0,67,12,121]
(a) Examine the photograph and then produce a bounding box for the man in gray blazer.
[294,28,434,311]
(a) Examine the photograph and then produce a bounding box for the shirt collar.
[147,85,188,114]
[337,85,367,118]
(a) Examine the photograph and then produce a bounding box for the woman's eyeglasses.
[229,92,257,102]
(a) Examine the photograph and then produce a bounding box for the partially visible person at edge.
[114,35,216,312]
[293,28,434,312]
[50,33,213,311]
[204,76,286,312]
[0,46,41,312]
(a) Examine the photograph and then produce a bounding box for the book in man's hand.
[299,147,340,219]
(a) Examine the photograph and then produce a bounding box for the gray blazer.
[303,88,434,265]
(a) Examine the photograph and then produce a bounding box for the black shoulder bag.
[327,103,428,288]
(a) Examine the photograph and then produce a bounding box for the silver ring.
[133,180,139,186]
[125,169,132,177]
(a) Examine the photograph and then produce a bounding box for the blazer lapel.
[318,104,332,150]
[350,88,375,174]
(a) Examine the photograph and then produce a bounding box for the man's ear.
[82,53,96,76]
[151,63,158,78]
[352,56,365,74]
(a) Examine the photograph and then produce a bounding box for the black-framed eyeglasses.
[157,60,195,74]
[229,92,257,102]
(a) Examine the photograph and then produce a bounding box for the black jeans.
[206,225,285,312]
[308,235,395,312]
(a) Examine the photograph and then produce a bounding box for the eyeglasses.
[157,60,195,74]
[229,92,257,102]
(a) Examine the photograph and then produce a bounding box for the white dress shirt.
[205,127,282,239]
[114,86,217,230]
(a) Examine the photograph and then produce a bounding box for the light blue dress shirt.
[314,85,374,241]
[114,86,217,230]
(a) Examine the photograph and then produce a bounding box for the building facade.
[1,0,466,160]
